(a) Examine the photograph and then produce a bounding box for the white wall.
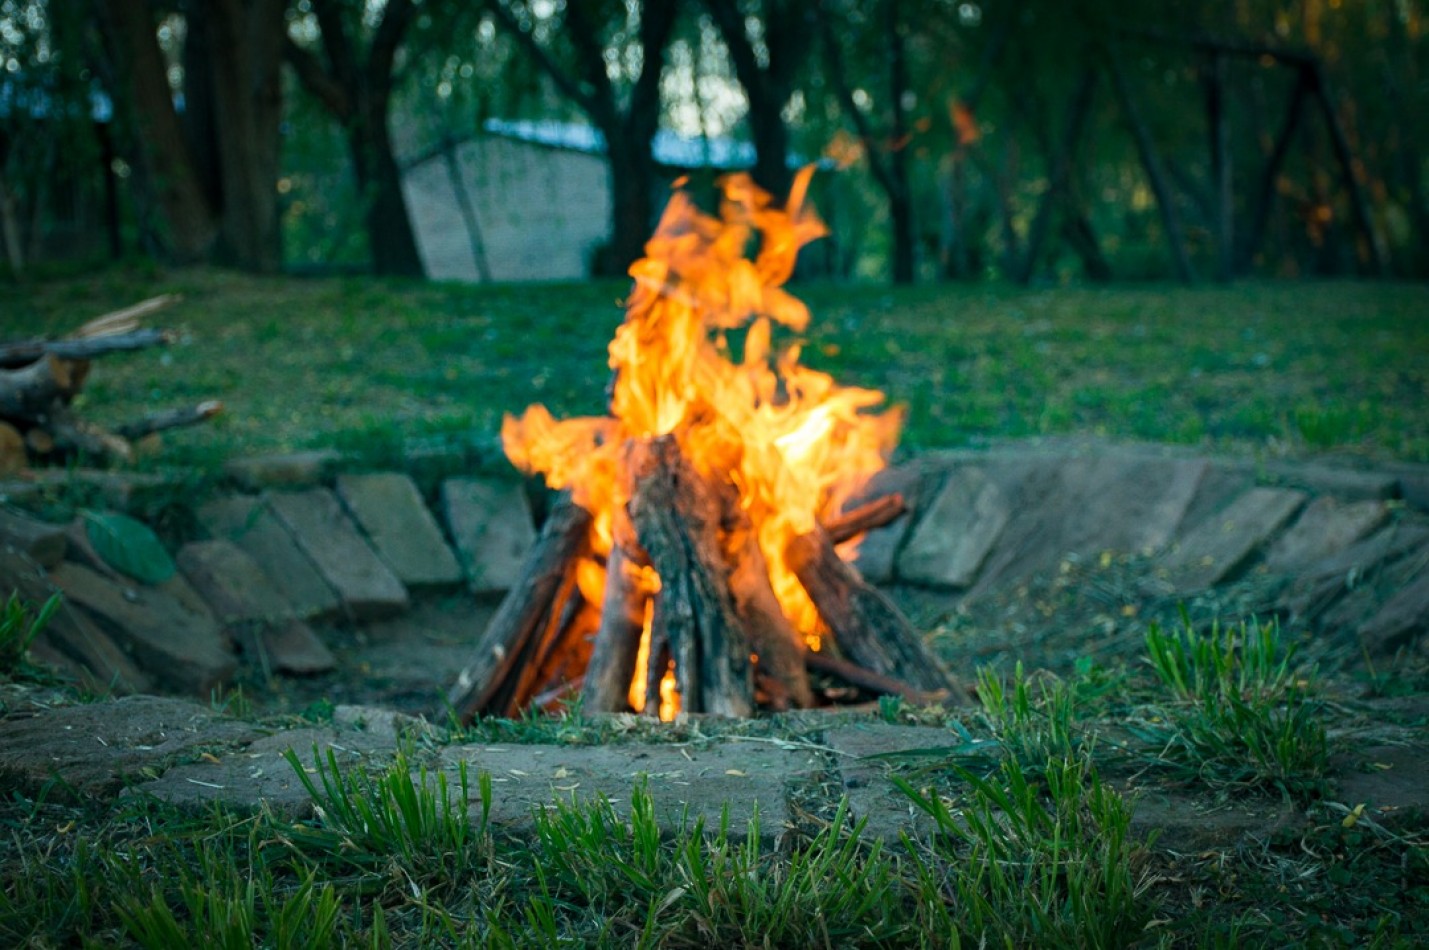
[403,137,611,282]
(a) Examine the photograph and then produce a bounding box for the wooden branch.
[115,400,223,440]
[0,329,174,368]
[787,526,968,701]
[627,435,754,718]
[582,544,648,713]
[805,650,947,704]
[446,494,592,725]
[71,294,180,338]
[823,492,907,546]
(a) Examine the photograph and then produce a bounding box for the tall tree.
[485,0,678,274]
[93,0,287,271]
[700,0,812,201]
[818,0,916,283]
[284,0,429,276]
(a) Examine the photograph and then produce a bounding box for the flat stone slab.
[223,450,342,491]
[1157,487,1308,591]
[442,478,537,595]
[266,489,410,619]
[1262,462,1400,502]
[963,451,1206,599]
[336,473,462,587]
[1277,523,1429,622]
[198,495,341,621]
[0,548,149,694]
[824,724,953,844]
[897,468,1009,589]
[1335,742,1429,826]
[237,618,336,675]
[0,695,258,799]
[176,539,296,624]
[50,562,237,695]
[0,508,66,567]
[1357,562,1429,656]
[438,741,814,843]
[845,464,925,584]
[1123,785,1300,853]
[135,726,398,817]
[1264,498,1389,573]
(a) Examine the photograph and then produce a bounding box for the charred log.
[582,544,649,712]
[787,526,968,701]
[627,435,754,718]
[446,494,592,724]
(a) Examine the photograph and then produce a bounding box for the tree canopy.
[2,0,1423,282]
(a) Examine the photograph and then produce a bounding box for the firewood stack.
[447,437,966,724]
[0,296,221,472]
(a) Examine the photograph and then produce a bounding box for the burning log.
[787,527,969,702]
[823,492,908,546]
[805,650,949,704]
[627,435,754,718]
[447,494,591,724]
[720,482,815,710]
[582,543,650,712]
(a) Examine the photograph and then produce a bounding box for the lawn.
[4,267,1426,469]
[3,268,1428,947]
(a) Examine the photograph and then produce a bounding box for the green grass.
[1139,616,1330,801]
[0,592,59,679]
[2,268,1426,470]
[897,753,1152,948]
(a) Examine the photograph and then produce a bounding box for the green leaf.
[81,510,176,584]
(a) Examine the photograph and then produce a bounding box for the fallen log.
[627,435,754,718]
[447,493,592,724]
[787,526,969,702]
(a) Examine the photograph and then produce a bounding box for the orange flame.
[503,168,902,719]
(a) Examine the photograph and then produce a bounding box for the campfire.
[448,169,964,723]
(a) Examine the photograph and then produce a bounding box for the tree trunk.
[747,92,792,205]
[1239,68,1308,273]
[605,137,657,276]
[1061,206,1112,282]
[1306,62,1389,277]
[1018,67,1097,285]
[1207,51,1234,282]
[93,0,217,264]
[180,0,223,216]
[352,113,426,277]
[886,0,914,284]
[1107,51,1195,283]
[205,0,286,273]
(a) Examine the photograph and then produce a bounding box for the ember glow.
[502,168,902,719]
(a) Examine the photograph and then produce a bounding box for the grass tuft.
[897,752,1152,947]
[1140,615,1329,801]
[0,592,60,677]
[282,744,484,881]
